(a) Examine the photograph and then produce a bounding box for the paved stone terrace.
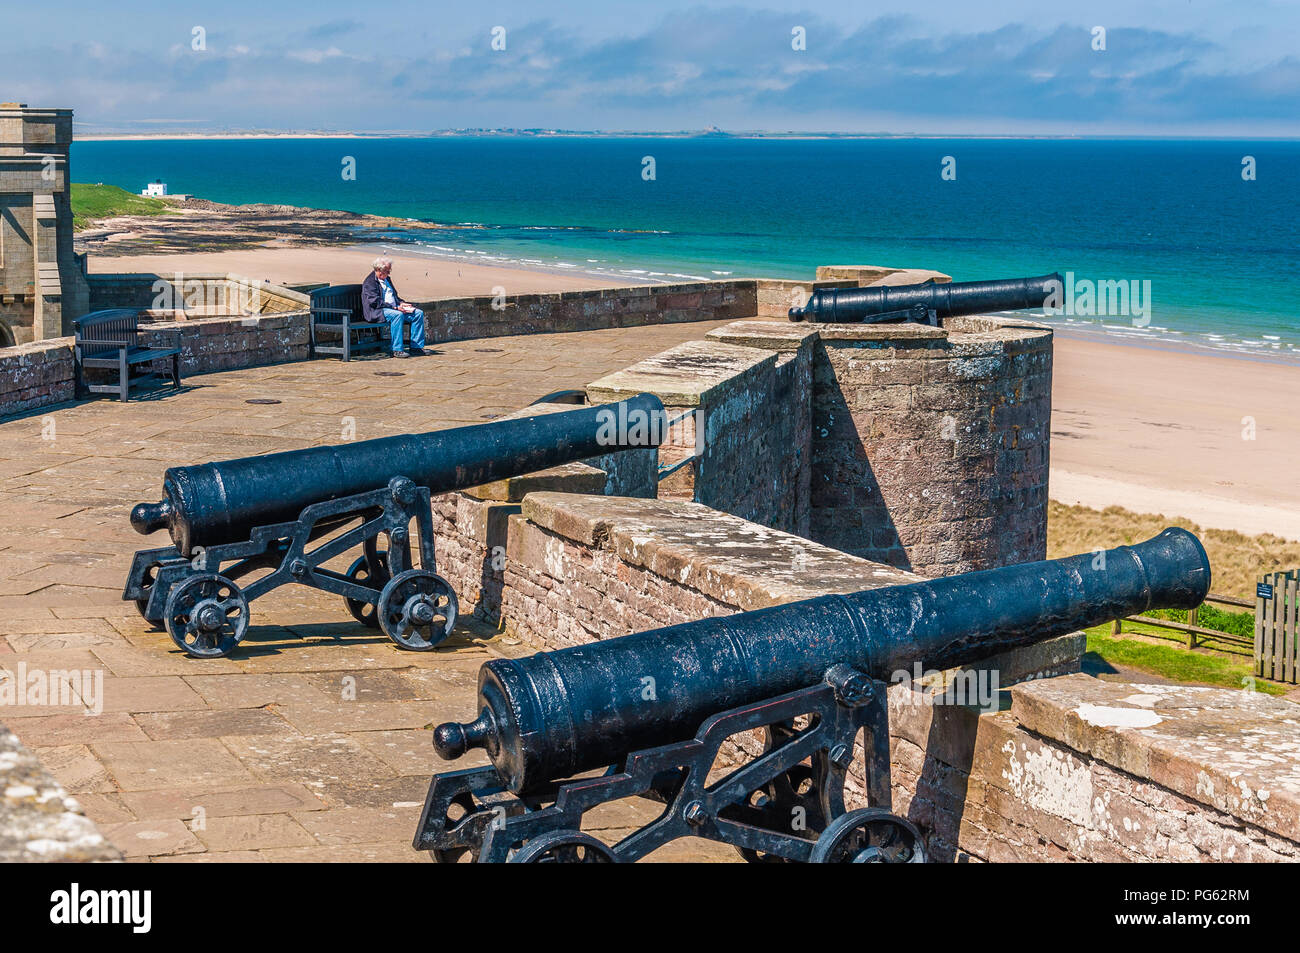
[0,320,738,862]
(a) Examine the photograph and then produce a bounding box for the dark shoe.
[409,348,427,357]
[391,351,410,359]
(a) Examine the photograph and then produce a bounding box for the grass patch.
[1085,626,1287,695]
[1048,499,1300,603]
[71,183,173,230]
[1143,604,1254,640]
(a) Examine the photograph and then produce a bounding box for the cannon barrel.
[130,393,665,556]
[434,528,1210,793]
[789,273,1062,323]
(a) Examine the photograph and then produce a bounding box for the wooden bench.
[74,310,182,402]
[309,284,390,361]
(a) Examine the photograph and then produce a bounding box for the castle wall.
[0,105,89,343]
[409,279,756,342]
[587,335,813,537]
[710,316,1053,576]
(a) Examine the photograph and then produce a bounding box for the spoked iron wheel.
[377,569,458,650]
[164,573,250,659]
[809,808,926,864]
[343,549,389,628]
[509,831,618,863]
[134,563,161,627]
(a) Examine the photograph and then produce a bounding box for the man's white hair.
[372,256,393,271]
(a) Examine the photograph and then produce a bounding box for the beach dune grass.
[71,182,173,230]
[1054,501,1299,693]
[1048,500,1300,603]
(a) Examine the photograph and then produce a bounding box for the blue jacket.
[361,272,404,323]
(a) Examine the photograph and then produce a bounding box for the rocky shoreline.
[74,196,441,258]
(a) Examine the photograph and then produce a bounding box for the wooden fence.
[1256,570,1300,684]
[1111,591,1254,654]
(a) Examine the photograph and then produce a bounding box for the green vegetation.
[1084,626,1286,695]
[71,183,173,230]
[1144,604,1255,640]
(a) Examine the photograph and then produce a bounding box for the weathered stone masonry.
[594,314,1054,577]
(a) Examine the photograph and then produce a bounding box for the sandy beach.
[1050,333,1300,540]
[87,246,1300,541]
[86,245,626,298]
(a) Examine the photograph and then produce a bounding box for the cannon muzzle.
[132,393,666,556]
[434,528,1209,793]
[789,272,1062,323]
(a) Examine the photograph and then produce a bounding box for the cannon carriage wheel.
[809,808,925,864]
[508,830,618,863]
[378,569,458,650]
[164,573,250,659]
[133,562,160,625]
[343,546,389,629]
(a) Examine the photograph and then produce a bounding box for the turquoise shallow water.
[75,136,1300,360]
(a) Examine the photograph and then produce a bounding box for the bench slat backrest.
[310,284,364,322]
[75,309,142,357]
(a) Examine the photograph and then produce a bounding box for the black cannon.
[124,394,665,658]
[415,528,1209,863]
[788,272,1062,324]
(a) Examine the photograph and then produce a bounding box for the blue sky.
[4,0,1297,135]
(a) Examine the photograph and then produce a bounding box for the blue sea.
[74,137,1300,360]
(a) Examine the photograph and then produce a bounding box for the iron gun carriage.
[124,394,664,658]
[789,272,1062,324]
[416,528,1210,862]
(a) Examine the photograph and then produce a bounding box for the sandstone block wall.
[87,273,310,316]
[0,311,311,419]
[0,105,89,342]
[902,675,1300,862]
[411,280,757,343]
[710,317,1053,575]
[143,313,310,375]
[0,718,121,862]
[496,491,923,646]
[0,339,75,416]
[754,277,855,318]
[587,338,813,537]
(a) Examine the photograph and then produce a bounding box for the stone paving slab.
[0,318,739,861]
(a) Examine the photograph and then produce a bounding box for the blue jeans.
[382,307,425,352]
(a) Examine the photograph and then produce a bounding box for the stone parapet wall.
[412,280,757,344]
[710,317,1053,575]
[588,337,812,536]
[0,339,75,416]
[816,265,953,285]
[904,675,1300,862]
[497,491,924,645]
[0,718,121,862]
[0,311,310,419]
[86,272,310,316]
[141,313,310,375]
[754,278,855,318]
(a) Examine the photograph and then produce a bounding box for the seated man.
[361,256,426,358]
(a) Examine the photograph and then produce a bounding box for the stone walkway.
[0,320,738,862]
